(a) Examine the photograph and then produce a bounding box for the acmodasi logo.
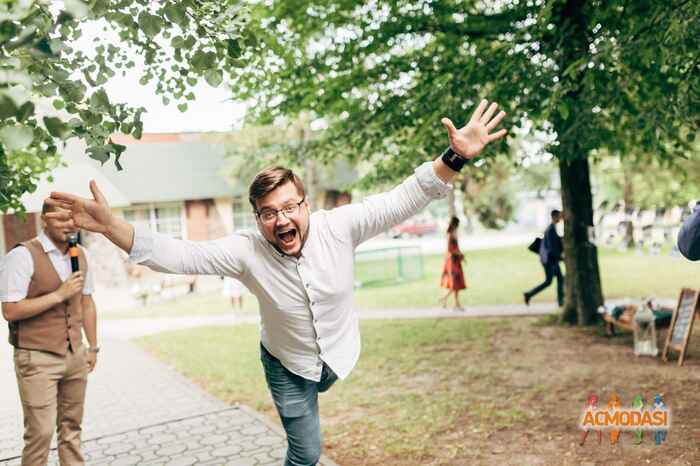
[579,393,670,446]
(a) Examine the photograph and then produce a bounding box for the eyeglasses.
[256,197,306,224]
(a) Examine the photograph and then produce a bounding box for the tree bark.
[559,158,604,325]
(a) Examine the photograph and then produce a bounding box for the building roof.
[63,134,241,205]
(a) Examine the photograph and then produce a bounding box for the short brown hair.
[248,166,305,211]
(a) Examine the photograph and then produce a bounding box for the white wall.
[0,218,5,255]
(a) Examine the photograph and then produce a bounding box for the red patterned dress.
[440,232,466,290]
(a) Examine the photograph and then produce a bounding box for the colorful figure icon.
[632,394,645,445]
[653,394,668,445]
[580,394,602,446]
[608,393,622,446]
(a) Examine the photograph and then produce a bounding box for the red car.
[390,221,438,238]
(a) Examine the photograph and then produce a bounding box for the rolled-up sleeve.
[0,247,33,302]
[129,224,251,277]
[328,161,450,247]
[678,203,700,261]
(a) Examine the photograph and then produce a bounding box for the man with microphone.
[0,201,98,466]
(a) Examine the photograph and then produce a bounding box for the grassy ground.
[137,317,700,466]
[106,246,698,318]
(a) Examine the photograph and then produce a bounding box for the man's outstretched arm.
[678,203,700,261]
[330,99,507,247]
[45,181,249,277]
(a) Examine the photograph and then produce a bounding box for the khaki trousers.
[13,346,88,466]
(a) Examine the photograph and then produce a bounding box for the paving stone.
[0,337,338,466]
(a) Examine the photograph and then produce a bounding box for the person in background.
[678,201,700,261]
[439,216,467,311]
[222,275,246,311]
[524,209,564,307]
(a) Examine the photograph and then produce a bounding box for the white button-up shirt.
[0,231,95,302]
[129,162,449,381]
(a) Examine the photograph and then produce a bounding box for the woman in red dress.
[439,216,467,310]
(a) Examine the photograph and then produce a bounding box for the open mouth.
[276,228,298,247]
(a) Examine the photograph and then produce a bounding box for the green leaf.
[226,39,242,58]
[204,69,223,87]
[133,121,143,139]
[0,125,34,151]
[163,4,189,29]
[191,50,217,71]
[53,100,65,110]
[87,145,110,164]
[171,36,185,48]
[89,89,110,111]
[138,12,162,39]
[0,96,17,119]
[183,36,196,49]
[177,102,188,112]
[16,101,35,121]
[559,103,569,121]
[43,117,71,139]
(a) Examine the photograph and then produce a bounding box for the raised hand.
[442,99,507,159]
[44,180,114,234]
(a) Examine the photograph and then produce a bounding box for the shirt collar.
[38,231,58,254]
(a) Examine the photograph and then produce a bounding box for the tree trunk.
[550,0,604,325]
[559,158,604,325]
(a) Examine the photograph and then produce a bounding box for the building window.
[155,206,183,238]
[123,203,186,239]
[232,197,256,232]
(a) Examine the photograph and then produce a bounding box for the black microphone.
[67,234,79,273]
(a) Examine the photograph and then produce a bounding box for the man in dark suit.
[678,202,700,261]
[524,209,564,306]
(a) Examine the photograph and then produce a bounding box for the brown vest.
[8,238,87,355]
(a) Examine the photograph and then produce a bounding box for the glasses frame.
[256,197,306,224]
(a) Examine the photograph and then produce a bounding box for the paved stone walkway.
[0,327,337,466]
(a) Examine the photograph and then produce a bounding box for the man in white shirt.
[1,203,99,466]
[46,100,507,466]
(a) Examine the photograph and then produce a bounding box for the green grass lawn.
[105,245,698,318]
[137,318,508,461]
[355,245,699,309]
[137,317,700,465]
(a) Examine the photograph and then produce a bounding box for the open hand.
[44,180,113,234]
[442,99,507,159]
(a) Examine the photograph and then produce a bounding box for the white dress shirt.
[129,161,449,381]
[0,231,94,302]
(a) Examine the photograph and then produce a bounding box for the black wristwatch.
[441,147,469,172]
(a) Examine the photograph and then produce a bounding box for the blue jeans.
[260,343,338,466]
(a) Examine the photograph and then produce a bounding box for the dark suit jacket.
[539,223,562,265]
[678,204,700,261]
